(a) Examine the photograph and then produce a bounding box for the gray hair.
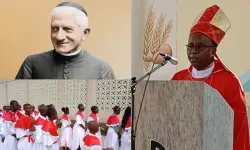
[50,6,88,30]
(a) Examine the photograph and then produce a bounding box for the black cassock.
[15,49,115,79]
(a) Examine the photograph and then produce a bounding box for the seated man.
[15,2,115,79]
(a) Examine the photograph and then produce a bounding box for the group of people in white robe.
[0,100,131,150]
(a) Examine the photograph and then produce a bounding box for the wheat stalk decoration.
[151,14,165,55]
[143,5,155,69]
[143,3,173,71]
[155,19,173,52]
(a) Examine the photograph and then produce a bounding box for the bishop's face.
[51,13,87,54]
[187,33,216,70]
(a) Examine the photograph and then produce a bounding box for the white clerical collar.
[192,62,215,78]
[60,48,82,56]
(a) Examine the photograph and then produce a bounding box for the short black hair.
[113,106,120,112]
[47,104,55,109]
[10,100,18,106]
[23,103,31,109]
[61,107,69,113]
[91,106,98,112]
[38,104,47,110]
[78,104,84,109]
[47,108,57,118]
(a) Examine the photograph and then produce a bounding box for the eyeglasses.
[185,44,216,52]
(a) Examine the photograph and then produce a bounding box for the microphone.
[159,52,178,65]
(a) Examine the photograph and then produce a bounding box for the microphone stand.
[131,60,168,150]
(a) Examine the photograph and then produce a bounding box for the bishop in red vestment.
[171,5,249,150]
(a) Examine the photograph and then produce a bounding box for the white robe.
[0,117,3,131]
[42,120,59,150]
[1,121,18,150]
[59,118,72,148]
[0,141,2,150]
[103,127,119,150]
[120,129,131,150]
[2,134,17,150]
[82,147,102,150]
[0,116,3,150]
[16,129,33,150]
[42,131,59,150]
[71,114,86,150]
[33,120,46,150]
[0,134,4,150]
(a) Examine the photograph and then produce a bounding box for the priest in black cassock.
[15,2,115,79]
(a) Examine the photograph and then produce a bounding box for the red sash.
[24,134,34,143]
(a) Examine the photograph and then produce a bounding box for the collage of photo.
[0,0,249,150]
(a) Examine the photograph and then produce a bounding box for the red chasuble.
[172,60,249,149]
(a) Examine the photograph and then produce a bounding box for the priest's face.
[187,33,217,70]
[51,13,87,54]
